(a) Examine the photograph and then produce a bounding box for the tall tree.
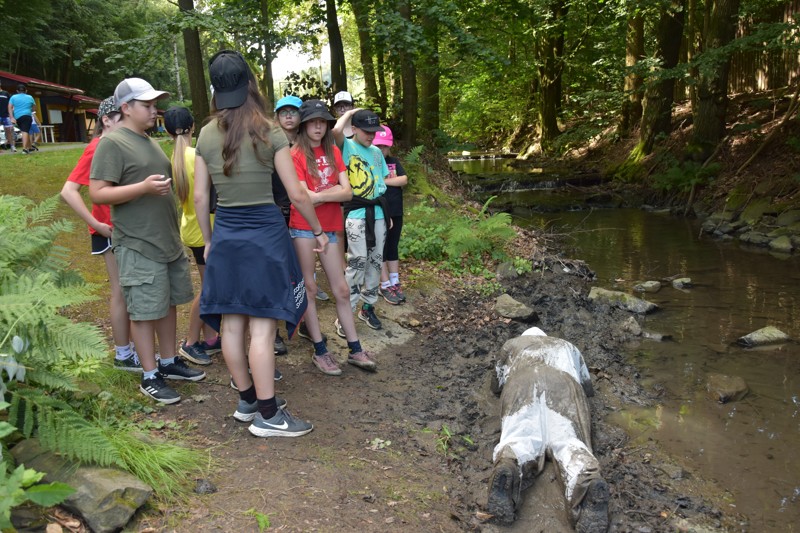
[398,0,418,144]
[419,6,440,133]
[690,0,741,160]
[619,9,645,135]
[535,0,569,151]
[636,0,685,156]
[351,0,380,103]
[327,0,347,92]
[178,0,210,124]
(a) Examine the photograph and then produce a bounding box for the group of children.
[62,50,408,439]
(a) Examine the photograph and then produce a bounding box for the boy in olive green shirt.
[90,78,204,405]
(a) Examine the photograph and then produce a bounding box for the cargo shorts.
[115,245,193,321]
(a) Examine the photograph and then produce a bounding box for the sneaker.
[347,350,377,372]
[316,288,330,301]
[274,334,288,356]
[297,322,327,343]
[312,352,342,376]
[248,409,313,438]
[114,354,143,373]
[10,146,16,152]
[21,149,29,155]
[158,357,206,381]
[394,283,407,302]
[179,341,212,366]
[200,336,222,355]
[31,144,39,151]
[358,305,382,330]
[379,286,401,305]
[333,318,346,339]
[233,397,287,422]
[140,373,181,404]
[229,368,281,390]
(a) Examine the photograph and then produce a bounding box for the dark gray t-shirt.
[90,127,183,262]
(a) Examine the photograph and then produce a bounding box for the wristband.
[313,229,324,237]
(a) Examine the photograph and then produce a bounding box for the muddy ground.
[120,254,747,533]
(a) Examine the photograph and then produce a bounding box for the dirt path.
[136,264,742,532]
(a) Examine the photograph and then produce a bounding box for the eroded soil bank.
[133,254,744,532]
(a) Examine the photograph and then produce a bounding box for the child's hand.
[307,190,324,205]
[95,223,113,238]
[144,174,172,196]
[313,232,329,253]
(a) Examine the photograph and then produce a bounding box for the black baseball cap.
[299,99,335,123]
[351,109,382,132]
[164,106,194,135]
[209,50,251,109]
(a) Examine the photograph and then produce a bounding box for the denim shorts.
[0,117,11,127]
[289,228,338,244]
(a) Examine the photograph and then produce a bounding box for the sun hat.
[114,78,169,106]
[351,109,382,133]
[333,91,354,105]
[97,96,119,118]
[299,99,334,123]
[372,125,394,147]
[209,50,250,109]
[275,95,302,112]
[164,106,194,135]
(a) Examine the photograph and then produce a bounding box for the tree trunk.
[690,0,741,160]
[399,0,417,145]
[390,55,402,120]
[179,0,209,124]
[418,13,440,134]
[619,12,644,135]
[535,0,568,152]
[376,52,388,116]
[636,0,685,156]
[259,0,275,106]
[351,0,379,103]
[326,0,347,93]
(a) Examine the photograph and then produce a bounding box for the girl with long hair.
[194,50,328,438]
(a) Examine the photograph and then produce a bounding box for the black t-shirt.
[384,155,406,217]
[0,91,10,118]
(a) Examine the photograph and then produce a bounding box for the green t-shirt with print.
[341,137,388,220]
[89,127,183,263]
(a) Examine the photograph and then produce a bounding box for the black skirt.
[200,204,307,335]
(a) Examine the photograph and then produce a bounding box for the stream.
[452,156,800,532]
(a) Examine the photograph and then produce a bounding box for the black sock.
[257,397,279,420]
[347,340,363,354]
[238,385,257,404]
[313,340,327,356]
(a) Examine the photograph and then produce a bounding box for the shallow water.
[451,157,800,531]
[528,208,800,532]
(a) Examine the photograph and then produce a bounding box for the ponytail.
[172,134,191,204]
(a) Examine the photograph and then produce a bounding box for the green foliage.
[400,197,517,275]
[513,257,533,275]
[0,461,74,529]
[245,508,272,532]
[652,160,721,193]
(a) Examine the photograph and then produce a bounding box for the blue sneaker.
[179,341,212,366]
[248,409,313,438]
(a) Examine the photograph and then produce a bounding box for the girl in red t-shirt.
[290,100,375,375]
[60,97,140,371]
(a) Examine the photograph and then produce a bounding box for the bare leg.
[248,317,277,399]
[130,320,157,372]
[154,306,178,358]
[292,238,324,342]
[321,241,359,342]
[102,250,130,347]
[222,314,250,389]
[186,265,207,345]
[21,131,30,151]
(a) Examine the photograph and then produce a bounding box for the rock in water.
[736,326,790,347]
[671,278,692,289]
[707,373,749,403]
[633,281,661,293]
[588,287,658,314]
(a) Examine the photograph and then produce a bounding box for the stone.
[496,261,519,282]
[671,278,692,289]
[620,317,642,336]
[739,232,771,246]
[768,235,793,253]
[11,439,152,533]
[195,478,217,494]
[633,281,661,293]
[588,287,658,314]
[656,463,684,480]
[736,326,790,347]
[706,373,749,403]
[739,198,772,225]
[642,331,672,342]
[776,209,800,226]
[494,294,537,322]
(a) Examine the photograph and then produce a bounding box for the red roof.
[0,70,85,95]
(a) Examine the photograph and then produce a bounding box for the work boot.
[487,457,520,525]
[574,478,610,533]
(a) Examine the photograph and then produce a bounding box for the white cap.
[333,91,353,105]
[114,78,169,106]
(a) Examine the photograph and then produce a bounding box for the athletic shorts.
[29,122,40,134]
[16,115,32,133]
[91,234,112,255]
[190,245,206,266]
[114,246,193,321]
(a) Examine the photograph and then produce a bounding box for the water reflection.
[524,208,800,532]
